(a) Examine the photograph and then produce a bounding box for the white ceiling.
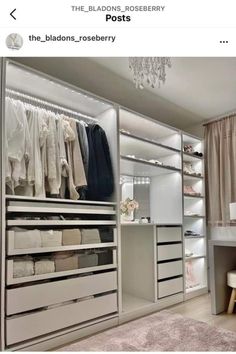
[90,57,236,120]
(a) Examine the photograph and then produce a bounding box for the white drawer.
[157,227,182,243]
[7,271,117,315]
[158,261,183,280]
[158,277,183,298]
[6,293,117,345]
[157,244,182,261]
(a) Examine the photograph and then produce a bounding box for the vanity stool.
[227,270,236,314]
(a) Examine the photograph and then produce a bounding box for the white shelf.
[184,194,204,199]
[184,215,205,219]
[120,156,181,177]
[183,173,203,181]
[7,220,116,226]
[6,194,117,206]
[184,235,205,239]
[7,242,116,256]
[186,284,207,294]
[7,206,116,215]
[183,152,203,162]
[185,255,206,261]
[120,133,180,158]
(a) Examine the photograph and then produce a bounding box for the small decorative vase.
[121,213,133,223]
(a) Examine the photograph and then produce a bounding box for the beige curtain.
[205,116,236,226]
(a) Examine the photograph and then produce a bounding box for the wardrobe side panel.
[150,173,182,224]
[0,57,6,351]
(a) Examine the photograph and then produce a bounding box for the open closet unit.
[182,134,207,299]
[119,108,184,322]
[0,59,208,351]
[0,59,119,351]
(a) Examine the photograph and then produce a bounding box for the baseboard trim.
[119,293,184,324]
[185,287,208,301]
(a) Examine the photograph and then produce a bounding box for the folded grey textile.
[78,253,98,268]
[54,252,78,272]
[41,230,62,247]
[81,229,101,244]
[13,228,41,249]
[62,229,82,246]
[99,228,114,242]
[96,250,113,265]
[35,259,55,275]
[13,256,34,278]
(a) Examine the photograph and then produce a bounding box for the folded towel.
[81,229,101,244]
[78,253,98,268]
[35,259,55,275]
[13,257,34,278]
[99,228,114,242]
[54,252,78,272]
[14,229,41,249]
[96,250,113,265]
[62,229,81,246]
[41,230,62,247]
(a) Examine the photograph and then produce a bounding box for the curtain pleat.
[205,116,236,226]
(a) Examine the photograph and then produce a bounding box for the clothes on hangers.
[86,124,114,200]
[5,97,31,192]
[5,97,114,201]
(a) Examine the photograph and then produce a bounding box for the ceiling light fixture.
[129,57,171,89]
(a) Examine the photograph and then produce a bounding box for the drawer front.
[157,227,182,243]
[158,260,183,280]
[158,277,183,298]
[6,293,117,345]
[7,271,117,315]
[157,244,182,261]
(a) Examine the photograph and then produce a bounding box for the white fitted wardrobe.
[0,59,208,351]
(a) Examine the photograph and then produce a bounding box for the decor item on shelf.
[186,260,200,289]
[140,216,150,224]
[185,249,194,257]
[184,230,201,237]
[120,197,139,222]
[149,159,163,166]
[183,162,201,176]
[193,151,203,157]
[184,185,201,196]
[183,144,193,153]
[129,57,171,89]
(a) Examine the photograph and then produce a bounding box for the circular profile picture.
[6,33,23,50]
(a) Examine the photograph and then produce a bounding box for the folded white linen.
[81,229,101,244]
[41,230,62,247]
[14,229,41,249]
[35,259,55,275]
[13,257,34,278]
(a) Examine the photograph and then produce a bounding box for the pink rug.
[58,310,236,351]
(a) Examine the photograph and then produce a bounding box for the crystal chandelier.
[129,57,171,89]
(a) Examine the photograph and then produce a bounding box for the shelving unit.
[2,60,119,351]
[0,59,209,351]
[182,133,208,300]
[119,108,184,321]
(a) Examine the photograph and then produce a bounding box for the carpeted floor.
[58,310,236,351]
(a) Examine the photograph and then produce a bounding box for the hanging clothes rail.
[6,88,98,122]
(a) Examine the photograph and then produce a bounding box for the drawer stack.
[157,226,184,298]
[5,197,118,347]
